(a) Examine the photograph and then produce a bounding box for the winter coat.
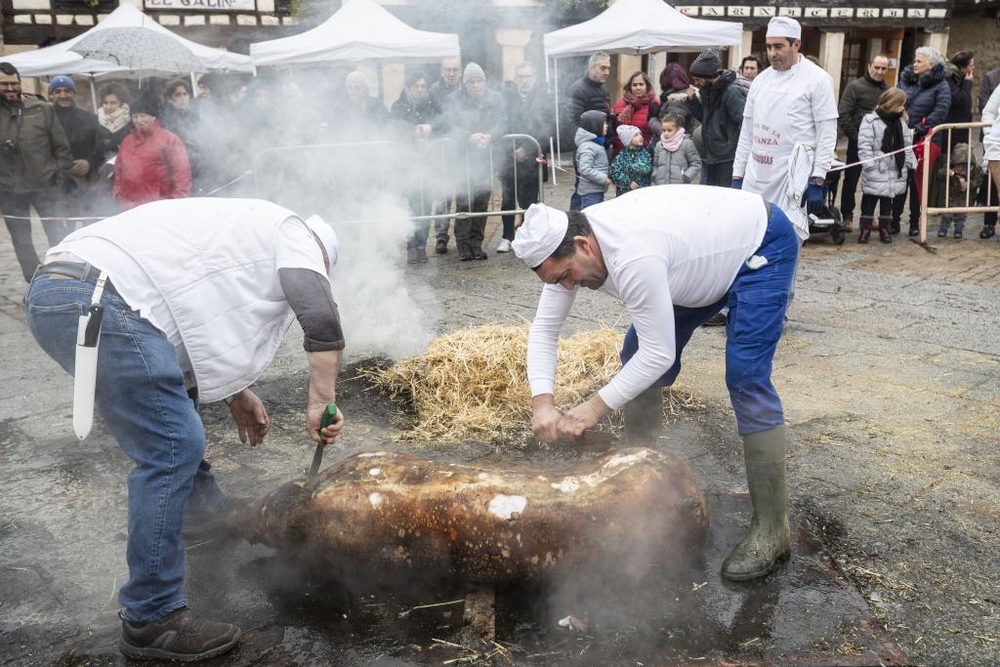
[978,66,1000,115]
[53,105,110,176]
[574,126,609,196]
[686,71,746,165]
[446,89,508,193]
[501,81,552,172]
[899,64,951,143]
[652,137,702,185]
[610,145,653,191]
[837,74,888,143]
[858,112,916,198]
[563,75,610,147]
[943,63,974,147]
[428,79,460,136]
[159,105,202,182]
[114,121,191,209]
[390,91,436,137]
[930,143,983,208]
[611,95,660,155]
[0,97,72,194]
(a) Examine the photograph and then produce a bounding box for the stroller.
[806,159,847,245]
[809,160,847,245]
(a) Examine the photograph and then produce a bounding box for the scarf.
[592,136,606,146]
[99,104,131,134]
[876,109,906,176]
[660,128,686,152]
[617,91,656,125]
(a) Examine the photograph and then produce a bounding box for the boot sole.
[119,628,241,662]
[721,547,791,582]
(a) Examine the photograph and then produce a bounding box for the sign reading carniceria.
[144,0,255,11]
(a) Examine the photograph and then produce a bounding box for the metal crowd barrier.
[917,121,996,244]
[251,134,546,226]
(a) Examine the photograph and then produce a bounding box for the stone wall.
[948,11,1000,115]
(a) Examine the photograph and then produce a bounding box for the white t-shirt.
[526,185,769,409]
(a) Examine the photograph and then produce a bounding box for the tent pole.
[190,72,199,97]
[553,58,561,166]
[89,74,97,110]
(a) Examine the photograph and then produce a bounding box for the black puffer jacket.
[899,63,951,143]
[686,70,746,165]
[943,62,973,147]
[562,75,610,146]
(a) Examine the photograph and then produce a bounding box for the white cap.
[766,16,802,40]
[304,215,339,275]
[512,203,569,269]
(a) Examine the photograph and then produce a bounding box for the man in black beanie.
[686,49,747,188]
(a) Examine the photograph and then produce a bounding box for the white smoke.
[330,197,439,361]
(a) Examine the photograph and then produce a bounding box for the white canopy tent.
[543,0,743,162]
[544,0,743,58]
[3,3,252,79]
[250,0,460,67]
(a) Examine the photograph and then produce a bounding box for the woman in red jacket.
[114,92,191,210]
[611,71,661,158]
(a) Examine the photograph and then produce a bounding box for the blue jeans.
[621,205,799,435]
[573,191,604,210]
[26,274,226,623]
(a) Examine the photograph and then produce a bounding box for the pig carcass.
[229,447,709,583]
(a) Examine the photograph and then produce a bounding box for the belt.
[36,261,116,293]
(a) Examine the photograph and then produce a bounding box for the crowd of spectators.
[2,24,999,283]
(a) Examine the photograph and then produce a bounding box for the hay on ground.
[358,324,704,446]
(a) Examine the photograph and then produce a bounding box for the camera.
[1,139,17,157]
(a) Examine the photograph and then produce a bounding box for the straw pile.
[358,324,703,446]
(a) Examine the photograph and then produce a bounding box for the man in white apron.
[732,16,838,242]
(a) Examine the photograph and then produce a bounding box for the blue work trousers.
[621,205,799,434]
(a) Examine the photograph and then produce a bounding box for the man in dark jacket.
[562,52,611,151]
[447,62,507,261]
[49,75,111,220]
[498,62,551,253]
[837,55,889,231]
[686,49,747,187]
[0,62,73,282]
[427,55,463,254]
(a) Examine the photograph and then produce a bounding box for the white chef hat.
[512,203,569,269]
[304,215,339,275]
[766,16,802,40]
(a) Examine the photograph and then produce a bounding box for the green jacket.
[0,97,72,194]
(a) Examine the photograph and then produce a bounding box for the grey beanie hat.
[462,62,486,85]
[689,49,722,78]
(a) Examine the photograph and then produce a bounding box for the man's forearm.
[307,349,342,404]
